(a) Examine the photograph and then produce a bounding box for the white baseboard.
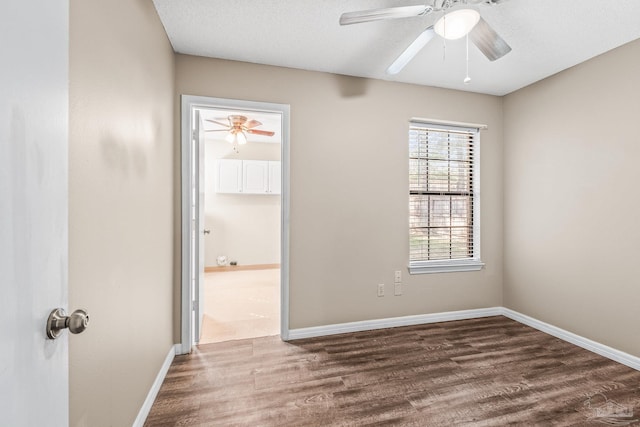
[500,308,640,371]
[286,307,640,373]
[132,344,179,427]
[287,307,503,340]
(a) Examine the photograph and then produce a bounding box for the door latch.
[46,308,89,339]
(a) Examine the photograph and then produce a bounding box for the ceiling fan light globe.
[434,9,480,40]
[237,132,247,145]
[225,133,235,144]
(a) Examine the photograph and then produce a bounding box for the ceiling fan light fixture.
[225,129,247,145]
[434,8,480,40]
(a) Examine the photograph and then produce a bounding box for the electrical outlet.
[377,283,385,297]
[394,270,402,283]
[394,283,402,296]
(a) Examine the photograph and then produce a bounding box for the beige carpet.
[199,268,280,344]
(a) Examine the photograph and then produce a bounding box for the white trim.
[287,307,502,340]
[408,259,485,274]
[179,97,192,355]
[280,100,291,341]
[180,95,291,352]
[501,308,640,371]
[473,125,481,263]
[410,117,488,130]
[132,344,179,427]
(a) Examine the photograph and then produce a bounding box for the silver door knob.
[46,308,89,339]
[203,229,211,234]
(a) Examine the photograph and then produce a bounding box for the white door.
[1,0,70,425]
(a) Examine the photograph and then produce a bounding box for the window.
[408,120,484,274]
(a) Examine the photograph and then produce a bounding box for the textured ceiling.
[153,0,640,96]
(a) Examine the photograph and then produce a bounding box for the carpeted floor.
[199,268,280,344]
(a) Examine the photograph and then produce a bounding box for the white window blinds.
[409,122,479,264]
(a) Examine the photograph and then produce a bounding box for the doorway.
[199,107,282,344]
[180,96,291,354]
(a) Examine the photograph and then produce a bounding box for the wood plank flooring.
[145,316,640,426]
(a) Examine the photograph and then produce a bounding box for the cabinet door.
[242,160,269,194]
[268,161,281,195]
[216,159,242,193]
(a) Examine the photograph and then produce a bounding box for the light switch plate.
[394,283,402,296]
[394,270,402,283]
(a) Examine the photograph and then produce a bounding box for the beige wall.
[504,39,640,357]
[64,1,640,420]
[69,0,175,425]
[176,56,504,329]
[204,137,281,267]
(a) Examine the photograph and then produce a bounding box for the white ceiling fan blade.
[340,5,432,26]
[469,17,511,61]
[386,26,436,75]
[467,0,509,4]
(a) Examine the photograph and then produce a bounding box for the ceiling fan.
[205,115,275,147]
[340,0,512,76]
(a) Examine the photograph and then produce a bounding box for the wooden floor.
[145,316,640,426]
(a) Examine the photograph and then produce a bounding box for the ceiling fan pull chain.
[443,39,446,61]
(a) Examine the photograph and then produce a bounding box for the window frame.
[408,119,485,275]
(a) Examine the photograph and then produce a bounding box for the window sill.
[408,260,485,275]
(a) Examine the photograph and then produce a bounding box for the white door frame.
[179,95,291,354]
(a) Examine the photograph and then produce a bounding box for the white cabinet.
[268,161,281,195]
[215,159,242,193]
[216,159,280,195]
[242,160,269,194]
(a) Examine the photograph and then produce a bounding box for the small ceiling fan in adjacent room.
[205,115,275,151]
[340,0,512,82]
